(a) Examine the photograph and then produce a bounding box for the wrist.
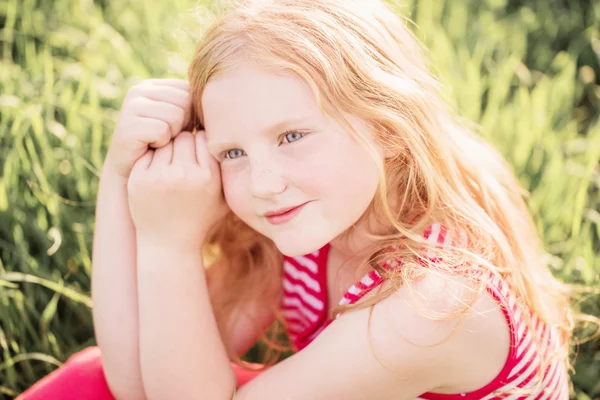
[101,160,128,185]
[136,238,207,276]
[136,233,206,254]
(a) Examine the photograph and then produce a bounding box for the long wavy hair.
[187,0,575,386]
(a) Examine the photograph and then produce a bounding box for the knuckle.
[159,133,173,146]
[155,119,171,136]
[169,107,185,128]
[136,79,155,89]
[129,95,150,108]
[125,84,143,99]
[121,97,147,116]
[125,81,156,102]
[146,120,170,146]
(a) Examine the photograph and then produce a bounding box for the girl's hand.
[106,78,191,180]
[127,131,228,250]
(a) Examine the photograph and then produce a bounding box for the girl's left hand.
[127,130,228,250]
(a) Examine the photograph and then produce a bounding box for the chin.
[275,241,321,257]
[269,227,334,257]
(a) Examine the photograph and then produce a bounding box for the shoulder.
[239,238,512,399]
[363,221,512,393]
[367,269,511,387]
[245,269,512,398]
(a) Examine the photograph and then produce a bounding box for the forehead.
[201,62,323,137]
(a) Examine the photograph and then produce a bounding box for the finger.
[130,84,189,109]
[134,100,187,141]
[129,85,191,131]
[152,140,174,165]
[132,117,171,149]
[146,78,190,92]
[195,131,219,175]
[130,149,155,176]
[172,131,197,166]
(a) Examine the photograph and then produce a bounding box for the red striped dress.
[280,223,569,399]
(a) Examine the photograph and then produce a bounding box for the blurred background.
[0,0,599,398]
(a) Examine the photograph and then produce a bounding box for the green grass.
[1,0,599,398]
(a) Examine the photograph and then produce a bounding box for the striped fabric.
[280,223,569,399]
[281,247,330,350]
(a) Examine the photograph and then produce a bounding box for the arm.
[91,165,272,400]
[91,164,146,400]
[237,271,511,399]
[136,242,236,400]
[91,77,191,400]
[138,247,510,400]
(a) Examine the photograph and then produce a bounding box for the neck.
[329,203,392,260]
[329,227,373,260]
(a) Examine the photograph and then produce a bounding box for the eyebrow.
[206,116,313,152]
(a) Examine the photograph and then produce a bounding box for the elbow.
[100,353,147,400]
[140,368,237,400]
[104,371,147,400]
[60,346,147,400]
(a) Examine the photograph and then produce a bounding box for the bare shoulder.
[236,268,511,399]
[367,268,511,393]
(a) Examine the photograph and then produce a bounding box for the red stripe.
[281,291,323,315]
[514,362,542,393]
[356,280,369,290]
[284,315,309,329]
[341,276,385,306]
[343,292,360,303]
[285,257,319,276]
[423,225,433,238]
[283,224,566,399]
[436,225,448,244]
[282,274,322,298]
[532,360,561,399]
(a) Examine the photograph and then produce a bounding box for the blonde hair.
[187,0,576,388]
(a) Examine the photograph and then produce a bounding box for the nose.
[249,157,287,199]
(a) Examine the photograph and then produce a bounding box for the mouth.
[264,202,310,225]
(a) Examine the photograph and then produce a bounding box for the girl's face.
[203,61,384,257]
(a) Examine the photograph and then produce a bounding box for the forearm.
[91,164,146,400]
[136,241,236,400]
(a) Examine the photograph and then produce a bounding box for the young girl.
[19,0,574,399]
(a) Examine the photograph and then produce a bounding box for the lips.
[264,202,310,225]
[264,203,306,217]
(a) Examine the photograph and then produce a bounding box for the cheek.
[318,144,381,213]
[293,134,381,204]
[221,169,249,215]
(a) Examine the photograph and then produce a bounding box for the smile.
[265,202,310,225]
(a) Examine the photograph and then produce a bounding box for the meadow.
[0,0,599,398]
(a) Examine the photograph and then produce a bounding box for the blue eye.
[224,149,246,159]
[222,131,306,161]
[283,131,305,143]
